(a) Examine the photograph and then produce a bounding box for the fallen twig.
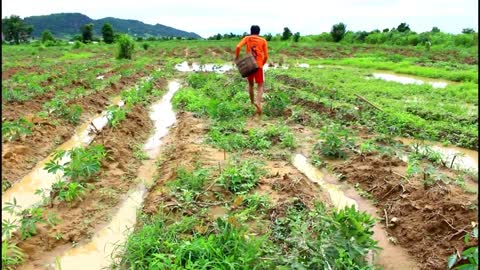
[384,209,389,228]
[355,94,385,112]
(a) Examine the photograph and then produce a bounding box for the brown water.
[399,138,478,172]
[1,98,125,236]
[292,154,419,270]
[42,81,181,270]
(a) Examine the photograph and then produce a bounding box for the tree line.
[2,15,477,48]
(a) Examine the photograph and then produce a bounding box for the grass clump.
[119,215,268,270]
[270,200,379,269]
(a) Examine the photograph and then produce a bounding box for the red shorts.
[247,68,264,83]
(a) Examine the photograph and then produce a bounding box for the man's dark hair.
[250,25,260,35]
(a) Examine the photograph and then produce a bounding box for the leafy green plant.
[359,140,378,154]
[2,218,18,240]
[168,167,209,204]
[44,144,107,183]
[2,181,12,193]
[51,180,88,203]
[18,207,46,240]
[271,200,379,269]
[406,156,421,178]
[2,118,33,141]
[218,159,266,194]
[106,105,127,128]
[2,240,25,270]
[117,34,135,59]
[248,125,296,150]
[263,91,290,117]
[43,98,83,124]
[448,227,478,269]
[142,43,149,50]
[315,124,354,159]
[242,193,271,212]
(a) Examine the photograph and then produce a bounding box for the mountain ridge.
[23,12,202,39]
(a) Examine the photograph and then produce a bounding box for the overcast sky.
[2,0,478,38]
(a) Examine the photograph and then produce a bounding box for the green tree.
[431,26,440,33]
[1,15,33,44]
[330,22,347,42]
[101,23,114,44]
[81,23,94,43]
[382,28,389,33]
[397,22,410,32]
[462,28,475,34]
[264,33,272,41]
[41,30,55,43]
[281,27,292,41]
[293,32,300,42]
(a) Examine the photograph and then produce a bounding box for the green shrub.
[271,201,378,269]
[2,118,33,141]
[72,40,83,49]
[44,144,107,183]
[331,22,347,42]
[142,43,149,50]
[41,30,55,43]
[264,91,290,117]
[101,23,114,44]
[218,159,265,194]
[167,167,209,203]
[106,105,127,127]
[314,124,355,159]
[51,180,87,203]
[117,34,135,59]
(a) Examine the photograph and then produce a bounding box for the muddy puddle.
[43,81,181,270]
[292,154,419,270]
[368,72,451,88]
[175,61,233,73]
[175,61,294,73]
[398,138,478,173]
[1,98,125,232]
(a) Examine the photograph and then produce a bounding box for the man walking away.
[235,25,269,115]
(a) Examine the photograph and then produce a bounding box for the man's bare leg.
[255,82,264,115]
[248,80,255,104]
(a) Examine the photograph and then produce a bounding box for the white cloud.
[2,0,478,37]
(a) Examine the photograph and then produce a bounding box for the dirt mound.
[2,73,162,189]
[143,112,207,215]
[17,104,153,268]
[2,66,40,80]
[334,155,478,270]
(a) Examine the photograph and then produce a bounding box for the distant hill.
[24,13,202,39]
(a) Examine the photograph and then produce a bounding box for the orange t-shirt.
[235,35,268,68]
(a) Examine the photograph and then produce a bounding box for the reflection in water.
[370,73,449,88]
[292,154,419,270]
[50,81,181,270]
[399,138,478,172]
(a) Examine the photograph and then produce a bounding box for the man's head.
[250,25,260,35]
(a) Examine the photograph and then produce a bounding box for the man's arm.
[263,41,268,65]
[235,37,247,59]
